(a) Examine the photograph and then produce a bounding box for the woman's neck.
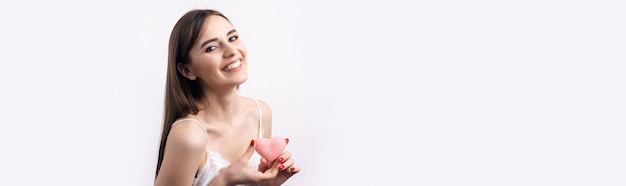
[195,86,240,125]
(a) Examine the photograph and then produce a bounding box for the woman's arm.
[155,121,207,186]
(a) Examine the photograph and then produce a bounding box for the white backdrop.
[1,0,624,185]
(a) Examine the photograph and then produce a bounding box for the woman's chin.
[230,78,248,88]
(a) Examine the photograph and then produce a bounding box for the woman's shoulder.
[240,96,272,115]
[239,96,273,137]
[167,118,208,151]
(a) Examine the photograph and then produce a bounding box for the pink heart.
[255,136,287,162]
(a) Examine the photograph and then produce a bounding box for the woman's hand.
[257,139,300,186]
[212,140,280,186]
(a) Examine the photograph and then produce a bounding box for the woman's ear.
[177,63,197,80]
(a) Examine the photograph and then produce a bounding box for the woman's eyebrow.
[200,38,217,48]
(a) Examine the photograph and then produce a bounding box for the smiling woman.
[154,9,300,186]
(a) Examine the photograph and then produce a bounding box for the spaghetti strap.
[254,99,264,138]
[172,118,209,139]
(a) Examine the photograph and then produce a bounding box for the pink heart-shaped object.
[255,136,287,162]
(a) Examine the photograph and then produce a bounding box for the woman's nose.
[222,43,237,58]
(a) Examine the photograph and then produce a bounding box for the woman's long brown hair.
[156,9,229,177]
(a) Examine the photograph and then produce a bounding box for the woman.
[154,9,300,186]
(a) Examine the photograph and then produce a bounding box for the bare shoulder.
[241,96,273,117]
[155,119,208,185]
[254,98,273,117]
[242,97,273,137]
[166,119,208,153]
[256,99,273,137]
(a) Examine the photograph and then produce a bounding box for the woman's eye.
[205,46,217,52]
[228,35,238,42]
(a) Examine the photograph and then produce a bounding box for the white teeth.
[225,60,241,71]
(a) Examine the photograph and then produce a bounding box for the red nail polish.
[279,157,284,162]
[290,167,295,171]
[279,165,284,170]
[250,139,255,146]
[285,138,289,144]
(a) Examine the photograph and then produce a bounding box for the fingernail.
[285,138,289,144]
[279,157,284,163]
[250,139,255,146]
[290,167,295,171]
[279,164,285,170]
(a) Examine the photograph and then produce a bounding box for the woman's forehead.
[200,15,235,37]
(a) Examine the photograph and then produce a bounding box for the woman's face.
[184,15,248,89]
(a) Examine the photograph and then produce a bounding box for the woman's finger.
[278,158,295,171]
[287,166,300,173]
[277,151,292,163]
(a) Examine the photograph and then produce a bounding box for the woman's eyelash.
[229,35,239,42]
[206,46,217,52]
